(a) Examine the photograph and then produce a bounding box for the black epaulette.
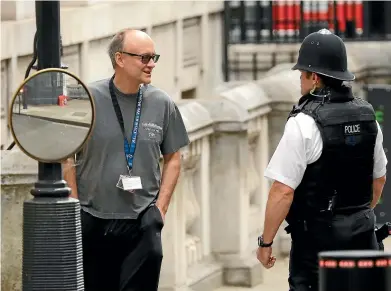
[287,99,310,120]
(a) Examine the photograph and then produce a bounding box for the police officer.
[256,29,388,290]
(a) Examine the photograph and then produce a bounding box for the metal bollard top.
[319,250,391,269]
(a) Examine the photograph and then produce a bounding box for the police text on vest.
[345,124,360,134]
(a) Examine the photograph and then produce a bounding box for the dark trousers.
[81,205,164,291]
[288,208,379,291]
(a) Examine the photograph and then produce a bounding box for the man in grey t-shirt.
[63,29,189,291]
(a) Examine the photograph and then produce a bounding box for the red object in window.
[328,1,335,32]
[354,0,363,35]
[274,1,287,36]
[336,0,346,33]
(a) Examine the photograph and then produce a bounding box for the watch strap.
[258,235,273,247]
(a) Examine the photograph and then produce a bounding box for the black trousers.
[81,205,164,291]
[288,209,379,291]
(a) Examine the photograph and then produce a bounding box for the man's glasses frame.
[120,51,160,64]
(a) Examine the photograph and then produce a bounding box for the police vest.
[286,87,378,224]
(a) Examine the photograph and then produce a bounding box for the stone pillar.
[159,175,188,291]
[174,101,221,291]
[1,150,38,291]
[79,41,90,82]
[203,98,263,287]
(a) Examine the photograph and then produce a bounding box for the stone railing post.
[210,107,253,286]
[159,175,188,291]
[199,90,265,287]
[159,100,215,291]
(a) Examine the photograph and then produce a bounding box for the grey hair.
[107,28,132,69]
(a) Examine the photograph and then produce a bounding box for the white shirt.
[264,113,388,190]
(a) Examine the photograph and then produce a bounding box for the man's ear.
[115,52,124,68]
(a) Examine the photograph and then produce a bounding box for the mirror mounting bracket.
[30,162,71,198]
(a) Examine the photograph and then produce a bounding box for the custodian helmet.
[292,29,355,81]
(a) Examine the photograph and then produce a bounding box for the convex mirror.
[8,68,95,162]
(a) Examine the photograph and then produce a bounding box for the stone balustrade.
[2,51,391,291]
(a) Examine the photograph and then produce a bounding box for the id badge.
[116,175,143,191]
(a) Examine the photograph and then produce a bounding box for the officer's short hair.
[322,75,343,89]
[305,72,343,89]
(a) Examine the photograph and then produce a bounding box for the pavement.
[14,98,93,127]
[213,238,391,291]
[12,113,89,161]
[213,256,290,291]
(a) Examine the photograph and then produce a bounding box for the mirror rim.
[8,68,96,163]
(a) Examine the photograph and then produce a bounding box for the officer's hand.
[257,246,276,269]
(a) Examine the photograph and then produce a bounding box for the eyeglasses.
[120,51,160,64]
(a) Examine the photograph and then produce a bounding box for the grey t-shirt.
[76,78,190,219]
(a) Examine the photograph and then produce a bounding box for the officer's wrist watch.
[258,235,273,248]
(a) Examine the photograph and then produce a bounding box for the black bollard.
[319,250,391,291]
[22,196,84,290]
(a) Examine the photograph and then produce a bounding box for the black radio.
[375,222,391,250]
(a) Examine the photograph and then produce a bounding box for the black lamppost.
[21,1,84,290]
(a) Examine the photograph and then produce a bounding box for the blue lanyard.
[109,75,143,173]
